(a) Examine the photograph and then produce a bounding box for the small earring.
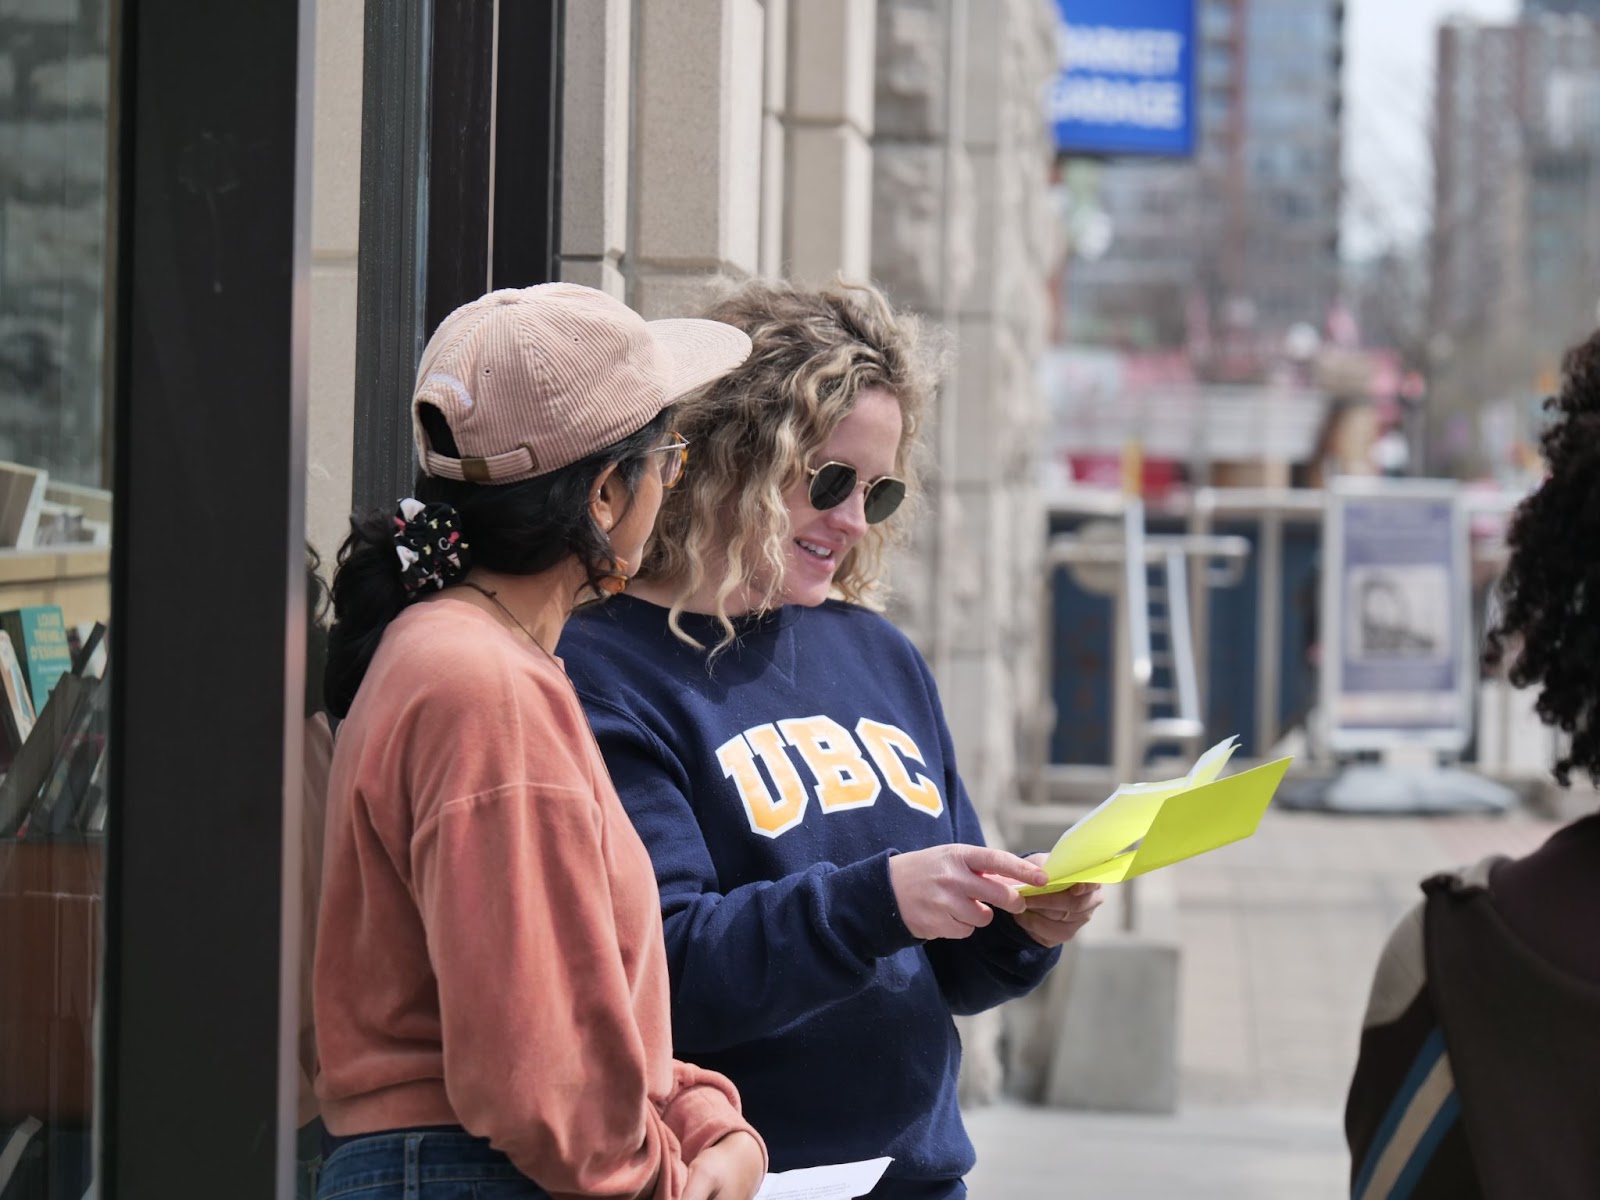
[597,555,631,596]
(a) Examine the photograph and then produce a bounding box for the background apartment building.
[1061,0,1344,381]
[1428,9,1600,472]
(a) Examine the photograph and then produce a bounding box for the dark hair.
[323,404,673,717]
[1484,328,1600,784]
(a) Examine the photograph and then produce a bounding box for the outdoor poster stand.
[1319,477,1474,758]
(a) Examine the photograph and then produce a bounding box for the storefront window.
[0,0,114,1194]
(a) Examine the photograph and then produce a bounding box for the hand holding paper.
[1019,737,1291,897]
[1011,866,1105,946]
[887,843,1045,939]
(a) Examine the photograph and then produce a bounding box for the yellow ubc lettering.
[716,725,809,839]
[856,719,944,816]
[778,716,882,813]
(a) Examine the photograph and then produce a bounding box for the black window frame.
[96,0,568,1192]
[102,0,313,1194]
[352,0,566,515]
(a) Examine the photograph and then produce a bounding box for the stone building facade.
[871,0,1061,1099]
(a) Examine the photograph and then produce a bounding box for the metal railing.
[1042,494,1251,782]
[1183,488,1324,757]
[1034,496,1252,928]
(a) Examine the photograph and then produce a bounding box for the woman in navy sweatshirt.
[559,279,1103,1197]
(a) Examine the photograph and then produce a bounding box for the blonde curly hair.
[639,278,938,651]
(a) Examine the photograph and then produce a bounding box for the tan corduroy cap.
[412,283,752,483]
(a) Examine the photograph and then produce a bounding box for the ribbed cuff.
[984,908,1061,957]
[819,849,923,961]
[666,1086,766,1171]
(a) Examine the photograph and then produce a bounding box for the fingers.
[891,845,1058,941]
[1015,884,1104,947]
[965,871,1029,916]
[956,845,1048,888]
[922,898,988,939]
[1023,882,1104,920]
[681,1166,715,1200]
[682,1132,764,1200]
[958,898,995,929]
[1015,908,1094,948]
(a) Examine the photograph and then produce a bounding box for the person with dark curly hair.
[1344,329,1600,1200]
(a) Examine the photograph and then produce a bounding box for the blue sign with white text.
[1050,0,1197,157]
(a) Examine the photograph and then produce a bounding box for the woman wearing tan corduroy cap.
[309,284,767,1200]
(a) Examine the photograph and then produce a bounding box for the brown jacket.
[1347,814,1600,1199]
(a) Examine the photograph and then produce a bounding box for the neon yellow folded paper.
[1018,737,1292,896]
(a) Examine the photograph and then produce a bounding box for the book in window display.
[0,606,73,709]
[0,673,96,839]
[0,635,35,774]
[76,750,108,835]
[27,670,107,840]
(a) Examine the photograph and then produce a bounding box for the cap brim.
[647,318,754,404]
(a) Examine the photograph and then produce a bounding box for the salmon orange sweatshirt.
[314,597,761,1198]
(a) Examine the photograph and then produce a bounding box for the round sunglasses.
[804,460,907,524]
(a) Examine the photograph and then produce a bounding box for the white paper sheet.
[752,1157,893,1200]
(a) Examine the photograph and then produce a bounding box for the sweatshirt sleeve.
[582,696,923,1056]
[921,772,1060,1014]
[417,782,702,1198]
[661,1060,763,1169]
[914,663,1060,1015]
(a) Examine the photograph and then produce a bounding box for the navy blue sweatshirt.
[560,596,1059,1197]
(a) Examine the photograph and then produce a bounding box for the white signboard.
[1320,478,1473,753]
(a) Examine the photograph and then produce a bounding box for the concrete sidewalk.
[964,806,1561,1196]
[967,1102,1347,1199]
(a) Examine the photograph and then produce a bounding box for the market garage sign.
[1050,0,1197,157]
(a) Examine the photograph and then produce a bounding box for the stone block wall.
[873,0,1058,834]
[871,0,1061,1103]
[558,0,879,315]
[559,0,776,317]
[785,0,876,283]
[305,0,364,564]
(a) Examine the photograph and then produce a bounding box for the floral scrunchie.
[393,498,470,595]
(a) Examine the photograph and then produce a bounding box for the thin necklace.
[461,579,615,767]
[461,580,561,665]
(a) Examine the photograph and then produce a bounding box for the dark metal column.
[493,0,566,289]
[352,0,434,515]
[102,0,310,1192]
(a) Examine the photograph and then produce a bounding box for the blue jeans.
[316,1128,551,1200]
[297,1118,326,1200]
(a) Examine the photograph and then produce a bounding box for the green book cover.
[0,605,74,707]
